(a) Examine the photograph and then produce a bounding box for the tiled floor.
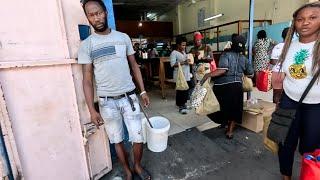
[146,86,273,136]
[145,87,218,136]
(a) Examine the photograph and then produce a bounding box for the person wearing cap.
[200,35,254,139]
[223,33,238,51]
[189,32,214,82]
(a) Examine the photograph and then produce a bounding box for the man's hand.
[141,93,150,107]
[182,60,189,65]
[200,73,210,86]
[195,51,200,58]
[90,110,104,129]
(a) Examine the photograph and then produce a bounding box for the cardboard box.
[241,100,276,133]
[258,100,276,117]
[241,111,264,133]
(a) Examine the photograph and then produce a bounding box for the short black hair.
[231,35,246,54]
[176,36,187,45]
[281,27,289,40]
[231,33,238,41]
[257,30,267,39]
[82,0,107,15]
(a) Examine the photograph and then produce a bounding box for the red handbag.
[300,149,320,180]
[256,70,272,92]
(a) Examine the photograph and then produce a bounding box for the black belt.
[99,90,136,111]
[99,90,136,100]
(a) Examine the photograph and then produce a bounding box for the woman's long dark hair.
[278,2,320,74]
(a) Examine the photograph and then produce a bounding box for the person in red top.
[189,32,214,82]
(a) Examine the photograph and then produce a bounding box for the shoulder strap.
[298,68,320,104]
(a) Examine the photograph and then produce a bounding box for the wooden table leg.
[159,59,166,99]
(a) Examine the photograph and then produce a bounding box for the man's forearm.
[210,69,226,77]
[132,65,146,92]
[83,80,96,113]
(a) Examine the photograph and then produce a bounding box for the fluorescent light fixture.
[204,13,224,21]
[147,13,156,18]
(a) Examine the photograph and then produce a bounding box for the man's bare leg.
[115,142,132,180]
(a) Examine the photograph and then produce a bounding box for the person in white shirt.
[170,36,192,114]
[270,28,290,65]
[271,2,320,180]
[271,27,289,103]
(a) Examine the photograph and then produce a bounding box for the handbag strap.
[298,68,320,104]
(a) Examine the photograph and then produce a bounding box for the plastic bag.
[196,81,220,115]
[210,60,217,72]
[300,149,320,180]
[190,84,207,108]
[242,75,253,92]
[176,63,189,90]
[256,70,272,92]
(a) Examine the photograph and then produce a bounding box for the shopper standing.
[78,1,151,179]
[189,32,214,82]
[271,27,289,103]
[201,35,254,139]
[170,36,192,114]
[253,30,276,79]
[272,2,320,180]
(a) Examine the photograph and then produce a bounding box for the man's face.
[85,2,108,32]
[194,39,202,47]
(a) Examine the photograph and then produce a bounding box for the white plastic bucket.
[143,116,170,152]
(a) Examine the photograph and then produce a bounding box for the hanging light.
[138,15,143,27]
[204,13,224,21]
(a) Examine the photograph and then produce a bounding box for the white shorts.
[99,94,143,144]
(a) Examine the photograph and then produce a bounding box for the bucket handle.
[139,103,153,128]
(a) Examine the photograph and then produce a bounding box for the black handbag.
[267,68,320,145]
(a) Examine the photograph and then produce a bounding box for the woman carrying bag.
[201,35,254,139]
[170,36,192,114]
[270,2,320,180]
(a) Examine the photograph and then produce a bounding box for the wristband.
[140,91,147,96]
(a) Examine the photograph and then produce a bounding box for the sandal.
[135,168,152,180]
